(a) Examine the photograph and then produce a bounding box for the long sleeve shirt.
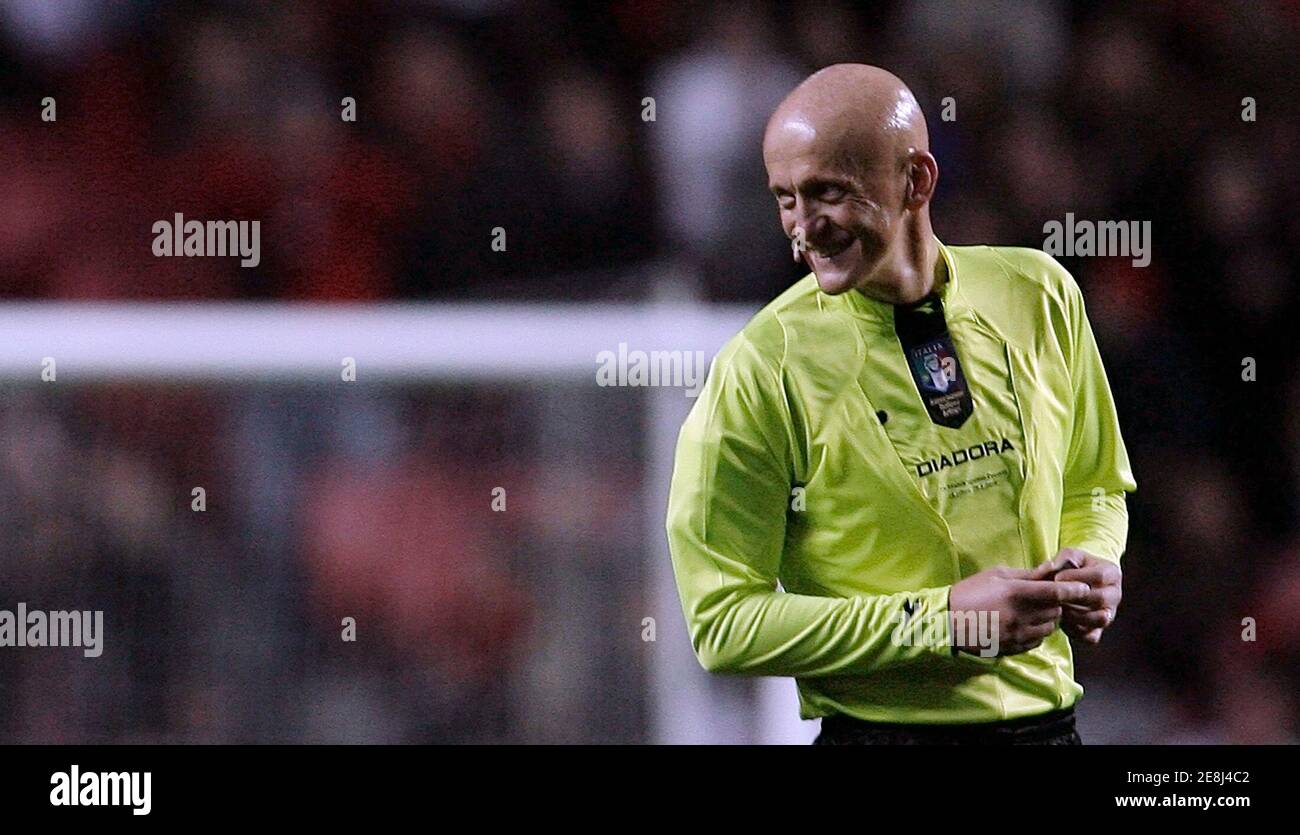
[665,239,1137,723]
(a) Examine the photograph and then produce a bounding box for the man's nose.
[790,197,829,239]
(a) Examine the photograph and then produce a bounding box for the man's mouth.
[809,238,854,260]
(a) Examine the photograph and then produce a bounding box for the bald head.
[764,64,928,173]
[762,64,941,302]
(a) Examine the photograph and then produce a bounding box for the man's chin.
[812,268,859,296]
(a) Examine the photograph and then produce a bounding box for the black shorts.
[814,707,1081,745]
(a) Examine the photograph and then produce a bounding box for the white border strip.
[0,302,754,381]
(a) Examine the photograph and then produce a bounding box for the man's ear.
[905,150,939,208]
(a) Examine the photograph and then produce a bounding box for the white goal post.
[0,300,817,744]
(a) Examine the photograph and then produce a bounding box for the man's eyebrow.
[779,176,853,194]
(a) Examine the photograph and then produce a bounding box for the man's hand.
[1035,548,1122,645]
[949,566,1093,657]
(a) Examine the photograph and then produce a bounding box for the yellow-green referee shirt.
[665,239,1136,724]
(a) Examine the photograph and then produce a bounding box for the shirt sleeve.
[1056,267,1138,565]
[665,329,955,677]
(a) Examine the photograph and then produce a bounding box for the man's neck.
[901,221,943,303]
[856,224,943,305]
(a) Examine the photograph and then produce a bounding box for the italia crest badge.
[894,294,974,428]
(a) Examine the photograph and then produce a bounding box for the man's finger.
[1062,607,1113,630]
[1028,552,1082,580]
[1062,584,1119,611]
[1052,566,1108,586]
[1074,589,1108,609]
[1012,579,1093,605]
[1055,560,1121,587]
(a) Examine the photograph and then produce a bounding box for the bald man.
[666,65,1136,744]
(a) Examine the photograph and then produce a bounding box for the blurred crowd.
[0,382,650,742]
[0,0,1297,742]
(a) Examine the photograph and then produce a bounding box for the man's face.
[763,127,909,297]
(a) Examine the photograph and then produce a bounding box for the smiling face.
[763,120,910,297]
[761,65,938,304]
